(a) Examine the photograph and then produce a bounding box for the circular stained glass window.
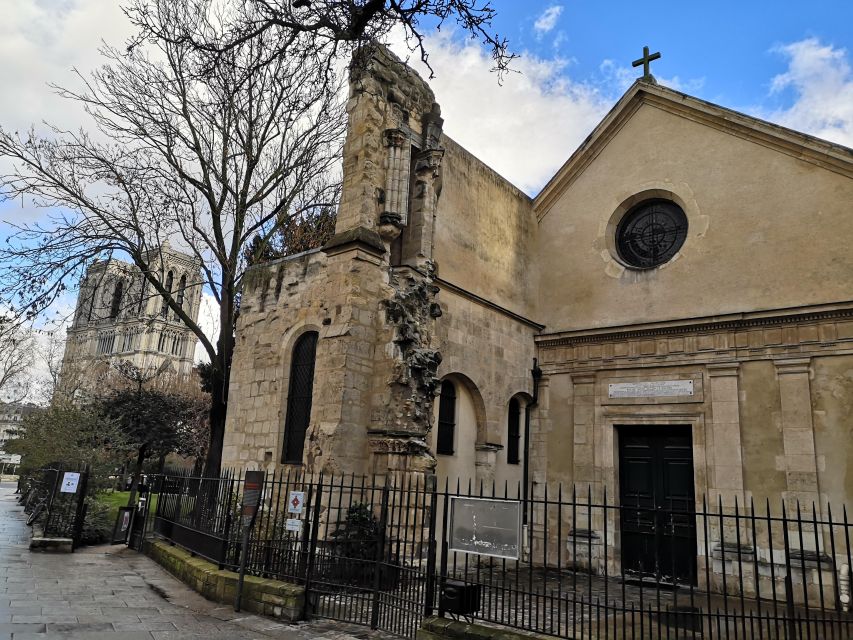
[616,199,688,269]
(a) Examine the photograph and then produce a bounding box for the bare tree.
[0,322,34,402]
[0,7,345,474]
[126,0,516,79]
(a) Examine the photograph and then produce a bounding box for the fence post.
[370,479,391,630]
[71,464,90,551]
[437,479,450,618]
[302,473,324,620]
[782,504,800,640]
[296,483,314,580]
[424,474,438,617]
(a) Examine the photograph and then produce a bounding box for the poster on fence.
[60,472,80,493]
[448,496,522,560]
[287,491,305,514]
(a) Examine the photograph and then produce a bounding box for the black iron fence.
[147,471,853,639]
[18,464,90,545]
[149,469,434,638]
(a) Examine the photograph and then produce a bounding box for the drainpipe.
[523,358,543,526]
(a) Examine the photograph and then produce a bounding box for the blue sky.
[390,1,853,194]
[1,0,853,353]
[475,0,853,109]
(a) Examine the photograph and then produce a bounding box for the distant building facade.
[0,402,37,452]
[60,244,203,396]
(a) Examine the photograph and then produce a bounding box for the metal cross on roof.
[632,46,661,80]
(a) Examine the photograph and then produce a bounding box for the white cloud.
[763,38,853,148]
[599,59,705,95]
[0,0,136,133]
[534,5,563,37]
[394,31,611,194]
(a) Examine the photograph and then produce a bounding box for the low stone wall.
[146,540,304,621]
[418,616,558,640]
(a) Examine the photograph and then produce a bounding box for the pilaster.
[571,373,597,490]
[706,363,745,508]
[774,358,821,510]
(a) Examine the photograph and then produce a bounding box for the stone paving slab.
[0,483,399,639]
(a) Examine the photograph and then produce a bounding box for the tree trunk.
[206,381,226,478]
[203,313,234,478]
[127,443,147,506]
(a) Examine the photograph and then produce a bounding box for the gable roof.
[533,79,853,219]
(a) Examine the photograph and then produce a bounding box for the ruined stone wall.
[223,249,330,469]
[224,44,542,480]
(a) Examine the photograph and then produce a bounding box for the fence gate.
[303,474,437,638]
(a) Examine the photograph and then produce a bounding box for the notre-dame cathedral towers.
[59,243,203,396]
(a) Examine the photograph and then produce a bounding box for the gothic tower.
[59,243,203,397]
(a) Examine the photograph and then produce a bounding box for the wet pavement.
[0,482,397,639]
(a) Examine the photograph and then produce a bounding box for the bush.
[325,502,399,589]
[80,499,114,545]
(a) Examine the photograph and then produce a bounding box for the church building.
[222,41,853,545]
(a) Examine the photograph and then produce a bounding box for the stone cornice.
[537,303,853,372]
[322,226,386,257]
[535,302,853,348]
[433,277,545,331]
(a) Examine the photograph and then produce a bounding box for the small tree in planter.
[328,502,399,590]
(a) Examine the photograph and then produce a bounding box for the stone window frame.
[506,396,523,465]
[436,379,457,456]
[604,187,701,273]
[278,324,323,466]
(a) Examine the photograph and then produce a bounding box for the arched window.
[436,379,456,455]
[507,397,521,465]
[282,332,319,464]
[177,274,187,310]
[161,270,174,317]
[109,280,123,319]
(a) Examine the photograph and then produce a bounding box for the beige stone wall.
[811,354,853,506]
[432,136,536,317]
[431,287,538,484]
[739,360,787,504]
[535,101,853,332]
[537,307,853,510]
[223,250,330,469]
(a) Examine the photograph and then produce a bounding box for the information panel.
[241,470,265,527]
[448,496,521,560]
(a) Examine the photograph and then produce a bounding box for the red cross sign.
[288,491,305,514]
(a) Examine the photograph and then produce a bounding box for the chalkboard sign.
[448,496,522,560]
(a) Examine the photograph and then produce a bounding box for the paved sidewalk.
[0,483,395,639]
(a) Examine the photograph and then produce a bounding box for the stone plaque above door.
[600,372,703,405]
[609,380,693,398]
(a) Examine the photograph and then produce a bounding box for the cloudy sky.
[2,0,853,364]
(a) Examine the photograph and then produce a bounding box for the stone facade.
[223,46,853,588]
[224,44,538,480]
[60,244,203,395]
